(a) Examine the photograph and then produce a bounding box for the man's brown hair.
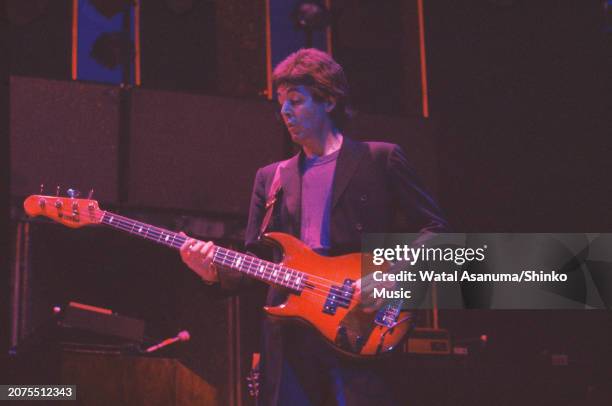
[273,48,353,129]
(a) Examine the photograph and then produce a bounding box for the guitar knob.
[67,188,80,198]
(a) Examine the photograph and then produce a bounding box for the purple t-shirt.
[299,150,340,255]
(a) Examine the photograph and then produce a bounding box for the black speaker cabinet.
[127,88,287,214]
[10,76,120,203]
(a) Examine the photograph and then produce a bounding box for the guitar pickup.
[322,278,354,315]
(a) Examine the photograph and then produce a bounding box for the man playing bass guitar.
[180,48,448,406]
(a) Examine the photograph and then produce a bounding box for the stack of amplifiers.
[10,76,439,213]
[9,76,286,214]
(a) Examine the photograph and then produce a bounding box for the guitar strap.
[258,160,288,239]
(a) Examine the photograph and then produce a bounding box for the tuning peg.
[87,189,94,199]
[39,184,44,194]
[67,188,80,198]
[56,185,60,196]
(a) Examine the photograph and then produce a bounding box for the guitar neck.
[100,211,185,249]
[99,211,306,290]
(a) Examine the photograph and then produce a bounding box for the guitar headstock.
[23,195,103,228]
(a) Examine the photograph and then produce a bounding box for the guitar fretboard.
[213,247,306,291]
[99,211,306,291]
[101,211,186,249]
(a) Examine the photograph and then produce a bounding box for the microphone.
[145,330,191,353]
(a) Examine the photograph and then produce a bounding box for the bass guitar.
[23,194,413,357]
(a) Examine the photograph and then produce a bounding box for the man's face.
[277,85,332,144]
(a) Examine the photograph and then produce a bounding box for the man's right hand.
[179,232,219,284]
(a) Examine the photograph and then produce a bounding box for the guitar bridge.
[374,300,402,328]
[322,279,354,315]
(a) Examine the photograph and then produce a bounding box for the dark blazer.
[245,137,447,255]
[223,136,448,405]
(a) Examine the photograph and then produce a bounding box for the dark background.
[427,0,611,232]
[4,0,612,404]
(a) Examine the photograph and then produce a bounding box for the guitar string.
[93,210,361,303]
[93,209,361,292]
